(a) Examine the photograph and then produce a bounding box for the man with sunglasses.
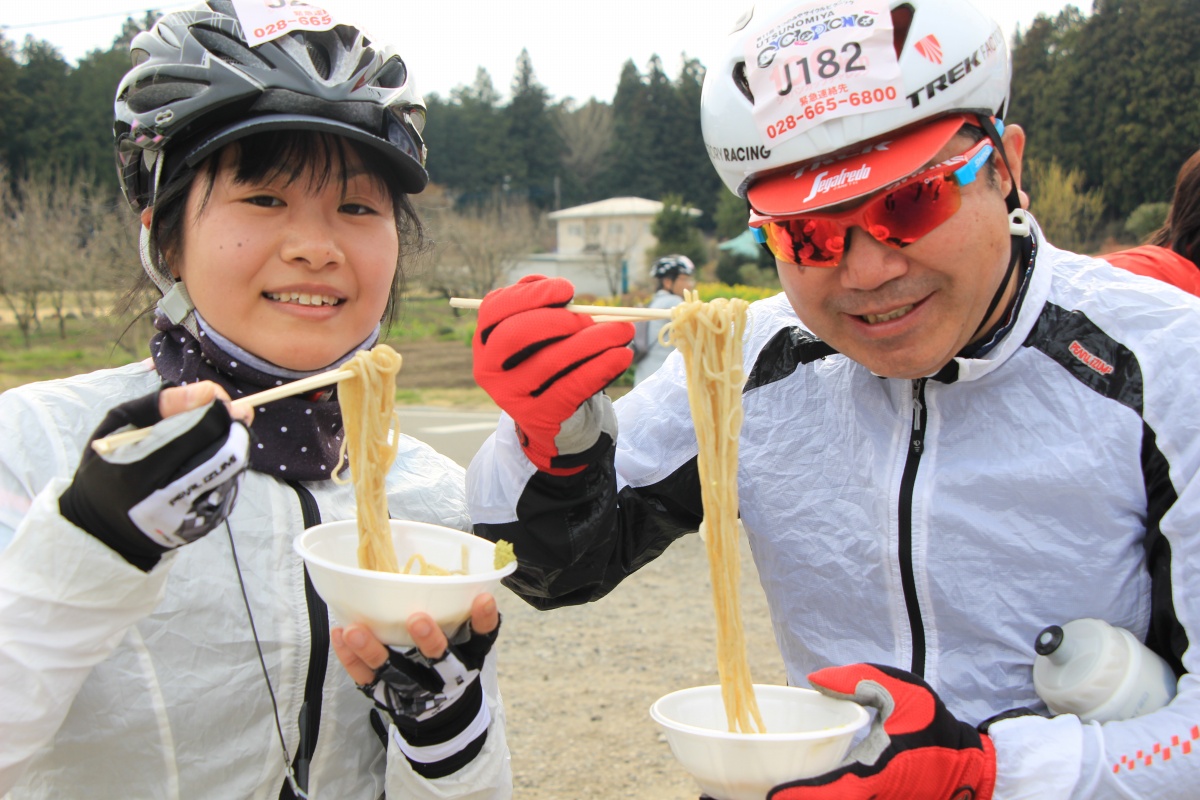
[467,1,1200,797]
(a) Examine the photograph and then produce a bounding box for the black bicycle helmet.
[114,0,428,212]
[650,254,696,280]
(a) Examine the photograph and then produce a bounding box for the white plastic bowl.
[650,684,870,800]
[294,519,517,646]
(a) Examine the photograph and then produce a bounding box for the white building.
[508,197,700,298]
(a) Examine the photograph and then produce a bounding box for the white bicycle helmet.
[650,255,696,280]
[701,0,1010,201]
[114,0,427,213]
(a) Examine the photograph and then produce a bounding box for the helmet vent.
[158,21,181,49]
[892,4,915,58]
[372,57,407,89]
[190,24,272,69]
[126,78,208,113]
[305,39,332,80]
[353,50,374,81]
[334,24,359,49]
[733,61,754,104]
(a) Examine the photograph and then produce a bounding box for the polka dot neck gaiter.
[150,311,379,482]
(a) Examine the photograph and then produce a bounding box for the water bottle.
[1032,618,1177,722]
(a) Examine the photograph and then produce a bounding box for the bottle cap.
[1032,618,1128,715]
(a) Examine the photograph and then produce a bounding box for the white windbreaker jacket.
[468,230,1200,799]
[0,362,512,799]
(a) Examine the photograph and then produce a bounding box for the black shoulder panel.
[1023,302,1186,675]
[745,327,838,392]
[1023,302,1143,414]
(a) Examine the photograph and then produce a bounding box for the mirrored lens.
[866,175,961,247]
[756,136,993,267]
[761,173,964,267]
[761,218,844,267]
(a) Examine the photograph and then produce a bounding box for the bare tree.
[590,217,644,296]
[422,191,546,301]
[0,168,46,347]
[556,99,613,191]
[0,168,146,348]
[406,182,456,293]
[84,198,153,355]
[22,174,90,339]
[79,198,141,319]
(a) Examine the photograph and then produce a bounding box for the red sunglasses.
[751,137,995,268]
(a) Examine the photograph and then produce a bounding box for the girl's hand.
[58,383,252,571]
[159,381,254,426]
[332,594,501,778]
[333,593,500,681]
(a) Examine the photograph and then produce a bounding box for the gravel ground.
[494,531,788,799]
[394,340,790,797]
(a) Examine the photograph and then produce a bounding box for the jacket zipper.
[897,379,928,677]
[280,482,329,800]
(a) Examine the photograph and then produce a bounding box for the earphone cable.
[225,521,310,799]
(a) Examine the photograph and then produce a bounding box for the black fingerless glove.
[60,389,251,571]
[360,619,501,779]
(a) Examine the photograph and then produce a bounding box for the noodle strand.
[333,345,403,573]
[665,291,764,734]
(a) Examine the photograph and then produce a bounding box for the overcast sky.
[4,1,1088,103]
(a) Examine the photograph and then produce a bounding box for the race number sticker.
[230,0,336,47]
[744,0,903,147]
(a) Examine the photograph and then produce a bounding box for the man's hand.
[472,275,633,474]
[332,594,501,779]
[769,663,996,800]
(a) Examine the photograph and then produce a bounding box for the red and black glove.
[473,275,633,475]
[769,664,996,800]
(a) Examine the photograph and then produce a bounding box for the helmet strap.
[975,114,1022,215]
[139,156,199,338]
[968,114,1032,343]
[971,232,1023,343]
[158,281,195,327]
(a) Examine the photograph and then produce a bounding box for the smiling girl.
[0,3,510,798]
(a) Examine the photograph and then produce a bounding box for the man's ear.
[998,123,1026,199]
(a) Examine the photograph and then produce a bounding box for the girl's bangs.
[228,131,399,200]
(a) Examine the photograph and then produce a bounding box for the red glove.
[769,664,996,800]
[473,275,633,474]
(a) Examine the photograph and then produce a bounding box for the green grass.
[0,299,484,407]
[387,296,477,343]
[395,386,499,409]
[0,316,151,392]
[0,293,629,408]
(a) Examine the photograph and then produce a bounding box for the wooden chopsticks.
[449,297,673,321]
[90,366,356,455]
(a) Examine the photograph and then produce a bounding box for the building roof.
[548,196,701,220]
[718,227,763,260]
